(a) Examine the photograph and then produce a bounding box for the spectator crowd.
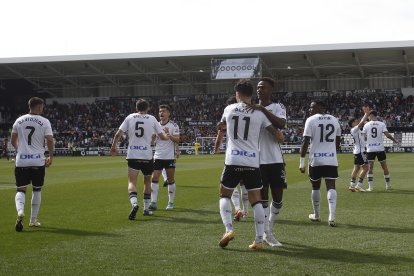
[1,91,413,148]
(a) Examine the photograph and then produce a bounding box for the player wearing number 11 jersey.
[11,97,54,232]
[300,101,341,227]
[218,79,281,250]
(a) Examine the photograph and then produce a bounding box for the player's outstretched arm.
[299,136,310,174]
[384,132,400,144]
[110,129,123,156]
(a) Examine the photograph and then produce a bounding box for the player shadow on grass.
[277,219,414,234]
[24,227,120,237]
[225,242,413,265]
[373,189,414,195]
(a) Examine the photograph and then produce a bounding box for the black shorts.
[221,165,262,191]
[127,159,153,176]
[153,159,176,170]
[15,166,46,188]
[367,151,386,162]
[354,152,368,166]
[260,163,287,189]
[308,165,338,181]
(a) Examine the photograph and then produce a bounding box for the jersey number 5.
[135,121,144,137]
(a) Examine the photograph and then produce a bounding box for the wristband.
[299,157,305,169]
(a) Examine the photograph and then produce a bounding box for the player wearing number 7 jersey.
[362,110,399,191]
[111,99,168,219]
[218,79,281,250]
[299,101,341,227]
[11,97,54,232]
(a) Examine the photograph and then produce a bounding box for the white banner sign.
[211,57,261,80]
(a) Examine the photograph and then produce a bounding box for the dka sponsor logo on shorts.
[231,149,256,157]
[313,152,335,158]
[129,145,148,150]
[20,153,41,159]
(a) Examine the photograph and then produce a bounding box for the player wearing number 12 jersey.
[362,110,399,191]
[300,101,341,227]
[11,97,54,232]
[111,99,168,219]
[218,79,281,250]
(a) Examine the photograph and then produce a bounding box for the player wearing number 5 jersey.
[362,110,399,191]
[11,97,54,232]
[218,79,281,250]
[300,101,341,227]
[111,99,168,219]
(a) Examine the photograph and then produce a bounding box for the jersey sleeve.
[350,126,358,135]
[44,119,53,136]
[12,121,18,134]
[172,123,180,135]
[221,106,229,123]
[335,118,341,136]
[274,104,287,120]
[153,117,163,134]
[382,122,388,133]
[303,117,312,137]
[262,113,272,129]
[119,116,129,133]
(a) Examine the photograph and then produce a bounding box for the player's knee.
[33,186,42,192]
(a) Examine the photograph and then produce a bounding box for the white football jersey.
[259,102,286,164]
[362,120,388,152]
[350,126,366,154]
[119,113,163,160]
[221,102,272,168]
[12,114,53,167]
[303,113,341,167]
[154,120,180,160]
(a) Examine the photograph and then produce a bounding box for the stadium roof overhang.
[1,40,414,94]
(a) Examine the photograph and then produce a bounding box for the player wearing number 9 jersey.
[362,110,399,191]
[111,99,168,218]
[218,79,282,250]
[300,101,341,227]
[11,97,54,232]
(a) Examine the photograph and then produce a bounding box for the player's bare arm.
[357,106,371,129]
[110,129,124,156]
[384,132,400,144]
[214,130,225,154]
[299,136,311,173]
[11,133,18,151]
[265,125,284,143]
[246,103,286,129]
[45,135,54,167]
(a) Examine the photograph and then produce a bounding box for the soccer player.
[150,104,180,210]
[111,99,168,219]
[249,77,286,246]
[218,79,281,250]
[215,96,249,221]
[299,101,341,227]
[362,110,400,191]
[347,105,370,192]
[11,97,54,232]
[1,138,10,161]
[194,141,200,155]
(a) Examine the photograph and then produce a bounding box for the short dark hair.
[312,100,325,110]
[28,97,44,109]
[136,99,149,112]
[369,110,378,117]
[159,104,171,112]
[226,96,237,105]
[259,77,275,88]
[234,79,253,97]
[348,117,357,128]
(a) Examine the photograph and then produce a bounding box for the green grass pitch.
[0,153,413,275]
